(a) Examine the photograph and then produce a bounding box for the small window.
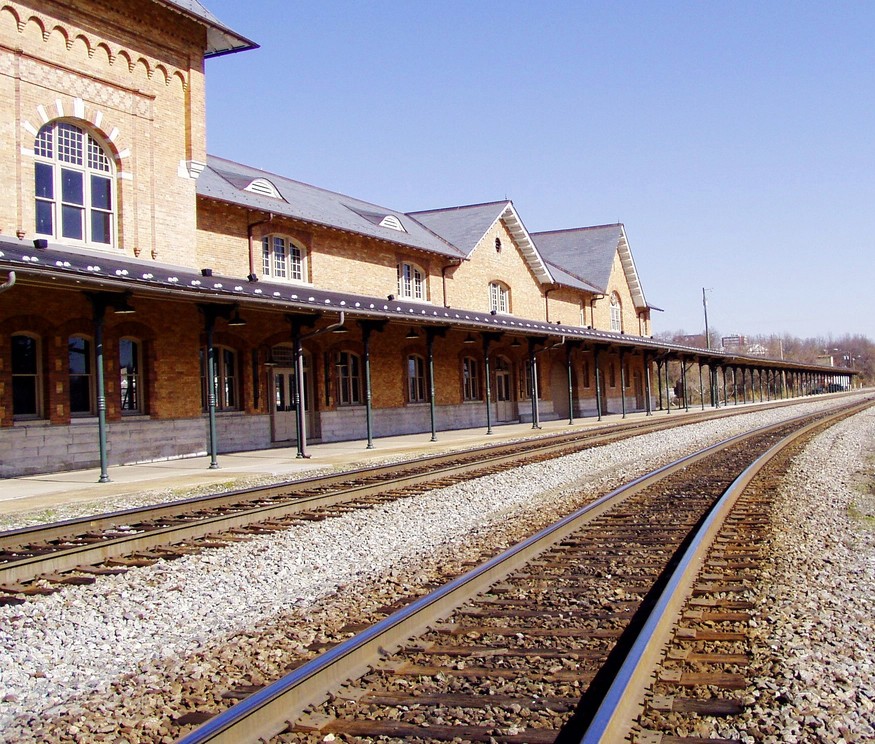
[34,121,116,246]
[609,361,617,388]
[119,338,143,413]
[262,235,306,282]
[336,351,362,406]
[379,214,406,232]
[68,335,93,414]
[244,178,283,199]
[407,354,426,403]
[582,358,591,388]
[397,262,427,301]
[495,237,502,253]
[463,357,481,401]
[200,345,239,411]
[489,282,510,314]
[12,333,42,419]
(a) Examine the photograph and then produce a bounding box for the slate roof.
[531,225,624,295]
[408,202,510,256]
[198,156,465,260]
[157,0,257,57]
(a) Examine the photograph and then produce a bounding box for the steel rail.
[577,397,874,743]
[0,394,850,552]
[174,402,869,744]
[0,397,828,586]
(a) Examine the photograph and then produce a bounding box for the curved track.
[173,398,871,743]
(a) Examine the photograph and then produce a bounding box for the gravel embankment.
[0,397,869,742]
[713,405,875,743]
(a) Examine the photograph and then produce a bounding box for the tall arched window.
[11,333,42,419]
[489,281,510,314]
[34,121,115,246]
[262,235,306,282]
[610,293,623,332]
[398,262,426,300]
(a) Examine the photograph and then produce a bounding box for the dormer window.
[245,178,282,199]
[380,214,405,232]
[34,121,116,246]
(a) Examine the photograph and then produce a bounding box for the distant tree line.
[654,329,874,386]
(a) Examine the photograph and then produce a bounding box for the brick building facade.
[1,1,837,478]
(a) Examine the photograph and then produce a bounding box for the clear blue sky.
[202,0,875,341]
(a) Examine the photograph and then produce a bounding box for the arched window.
[462,356,481,401]
[489,281,510,314]
[68,335,94,415]
[262,235,306,282]
[407,354,426,403]
[610,293,622,332]
[336,351,362,405]
[11,333,42,419]
[119,338,143,414]
[397,262,426,300]
[34,121,115,246]
[200,345,239,411]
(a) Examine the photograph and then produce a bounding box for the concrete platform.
[0,408,679,517]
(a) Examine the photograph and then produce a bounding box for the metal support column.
[619,350,627,419]
[483,336,493,435]
[594,349,603,421]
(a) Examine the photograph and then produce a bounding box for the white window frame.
[489,282,510,314]
[34,121,116,247]
[397,261,427,301]
[261,235,306,282]
[610,293,623,332]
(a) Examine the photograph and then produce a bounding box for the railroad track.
[173,397,872,744]
[0,396,835,601]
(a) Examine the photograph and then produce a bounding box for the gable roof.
[157,1,257,57]
[532,224,648,308]
[409,201,554,284]
[198,156,465,260]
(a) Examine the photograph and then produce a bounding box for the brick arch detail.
[1,3,189,90]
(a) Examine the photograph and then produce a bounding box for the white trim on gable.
[499,203,554,285]
[616,225,647,309]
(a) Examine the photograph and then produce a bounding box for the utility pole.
[702,287,712,350]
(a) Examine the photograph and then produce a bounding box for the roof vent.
[379,214,406,232]
[244,178,283,199]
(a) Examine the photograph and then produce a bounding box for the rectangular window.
[119,339,141,413]
[61,169,84,240]
[583,359,591,388]
[407,355,426,403]
[272,237,287,279]
[12,335,40,418]
[222,348,237,409]
[463,357,480,401]
[68,336,92,414]
[337,351,362,405]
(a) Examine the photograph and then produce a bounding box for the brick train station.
[0,0,854,479]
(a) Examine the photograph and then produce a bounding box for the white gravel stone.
[0,396,867,740]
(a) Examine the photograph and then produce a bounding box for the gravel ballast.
[0,396,871,742]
